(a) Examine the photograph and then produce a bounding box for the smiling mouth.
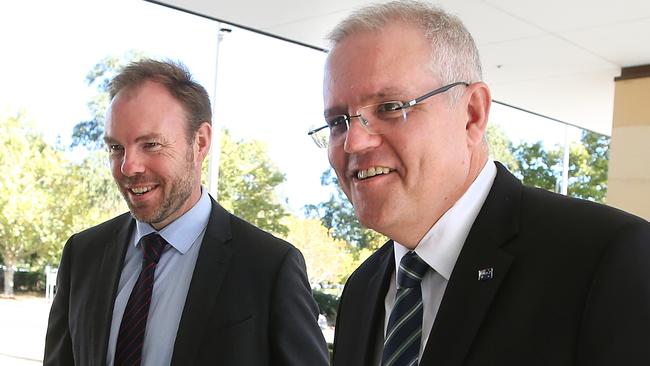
[129,185,156,196]
[356,166,393,180]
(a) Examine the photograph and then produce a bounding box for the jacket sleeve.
[269,247,330,366]
[43,235,75,366]
[577,220,650,365]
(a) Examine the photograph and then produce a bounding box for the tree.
[509,130,610,203]
[304,169,386,250]
[213,129,289,235]
[487,124,519,172]
[567,131,609,203]
[281,216,356,287]
[71,51,144,150]
[0,113,126,296]
[512,141,563,191]
[0,113,71,295]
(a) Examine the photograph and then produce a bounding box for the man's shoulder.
[521,184,648,229]
[220,210,296,256]
[71,212,133,242]
[493,162,648,231]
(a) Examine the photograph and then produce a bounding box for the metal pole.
[560,124,570,195]
[207,25,231,198]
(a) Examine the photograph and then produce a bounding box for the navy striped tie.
[114,233,167,366]
[382,251,429,366]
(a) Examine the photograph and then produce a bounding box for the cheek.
[328,148,344,174]
[328,148,350,188]
[109,158,121,177]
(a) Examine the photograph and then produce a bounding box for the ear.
[464,82,491,146]
[194,122,212,162]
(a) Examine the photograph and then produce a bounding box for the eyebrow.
[103,133,165,145]
[324,86,406,117]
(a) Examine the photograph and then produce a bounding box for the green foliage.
[509,130,610,203]
[487,124,518,172]
[214,129,289,235]
[304,169,386,250]
[0,113,125,291]
[566,131,609,202]
[313,289,339,325]
[512,141,563,191]
[281,216,358,287]
[0,113,71,294]
[71,51,144,149]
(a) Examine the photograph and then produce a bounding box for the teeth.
[131,186,153,194]
[357,166,392,180]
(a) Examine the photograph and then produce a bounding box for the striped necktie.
[382,251,430,366]
[114,233,167,366]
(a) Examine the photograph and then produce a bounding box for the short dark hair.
[108,59,212,140]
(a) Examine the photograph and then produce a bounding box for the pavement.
[0,294,50,366]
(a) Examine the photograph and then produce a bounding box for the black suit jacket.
[44,198,329,365]
[333,162,650,366]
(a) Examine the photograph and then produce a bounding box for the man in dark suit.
[44,59,329,365]
[308,1,650,365]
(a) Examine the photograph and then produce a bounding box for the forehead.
[105,80,187,140]
[324,22,436,104]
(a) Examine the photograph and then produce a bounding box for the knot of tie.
[140,233,167,264]
[398,251,429,289]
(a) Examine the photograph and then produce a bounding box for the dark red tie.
[114,233,167,366]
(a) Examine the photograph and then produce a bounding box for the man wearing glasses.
[310,1,650,365]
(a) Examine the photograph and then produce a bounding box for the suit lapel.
[91,213,134,366]
[358,243,394,365]
[420,163,520,365]
[171,199,233,365]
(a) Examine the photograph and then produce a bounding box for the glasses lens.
[358,101,406,134]
[310,127,329,148]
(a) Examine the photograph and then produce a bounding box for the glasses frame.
[308,81,470,147]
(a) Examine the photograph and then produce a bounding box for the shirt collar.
[394,160,496,285]
[133,187,212,254]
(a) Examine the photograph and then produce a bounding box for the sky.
[0,0,583,214]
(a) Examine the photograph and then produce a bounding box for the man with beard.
[310,1,650,365]
[44,59,328,366]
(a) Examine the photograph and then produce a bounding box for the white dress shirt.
[378,160,496,364]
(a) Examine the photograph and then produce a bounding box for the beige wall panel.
[608,73,650,220]
[607,178,650,220]
[612,78,650,128]
[608,126,650,179]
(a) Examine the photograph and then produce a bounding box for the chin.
[356,208,389,234]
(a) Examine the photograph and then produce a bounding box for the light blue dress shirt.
[106,187,211,366]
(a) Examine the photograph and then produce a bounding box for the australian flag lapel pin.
[478,268,494,281]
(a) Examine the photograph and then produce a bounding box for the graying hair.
[327,1,482,100]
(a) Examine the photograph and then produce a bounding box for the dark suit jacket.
[44,198,329,365]
[333,162,650,366]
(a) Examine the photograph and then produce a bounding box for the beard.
[119,146,197,226]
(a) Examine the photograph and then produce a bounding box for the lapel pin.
[478,268,494,281]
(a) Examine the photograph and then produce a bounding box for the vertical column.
[607,65,650,220]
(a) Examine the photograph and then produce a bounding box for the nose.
[119,150,145,177]
[343,116,381,153]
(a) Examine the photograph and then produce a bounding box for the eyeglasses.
[308,81,469,148]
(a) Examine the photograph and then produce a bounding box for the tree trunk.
[3,262,14,297]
